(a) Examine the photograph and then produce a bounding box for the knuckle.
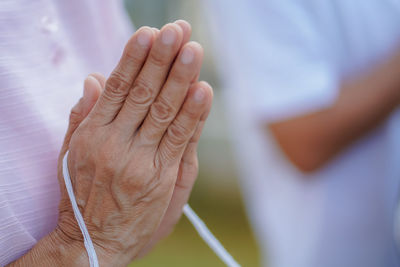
[167,120,192,147]
[149,49,170,68]
[183,104,200,119]
[123,45,145,68]
[69,103,83,124]
[149,97,176,123]
[171,69,190,85]
[106,71,131,96]
[128,79,154,107]
[159,142,178,163]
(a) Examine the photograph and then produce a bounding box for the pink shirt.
[0,1,132,264]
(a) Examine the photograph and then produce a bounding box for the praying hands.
[9,20,213,267]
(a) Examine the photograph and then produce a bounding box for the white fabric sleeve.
[205,0,340,123]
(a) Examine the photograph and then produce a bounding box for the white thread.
[63,151,240,267]
[183,204,241,267]
[62,151,99,267]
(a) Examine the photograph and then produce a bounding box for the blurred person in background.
[206,0,400,266]
[0,1,214,266]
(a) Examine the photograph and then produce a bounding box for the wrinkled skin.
[55,21,213,266]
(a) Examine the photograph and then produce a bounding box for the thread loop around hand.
[62,151,99,267]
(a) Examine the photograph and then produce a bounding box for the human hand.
[55,21,213,267]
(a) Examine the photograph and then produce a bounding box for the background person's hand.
[54,21,213,267]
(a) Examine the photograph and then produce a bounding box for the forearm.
[269,48,400,172]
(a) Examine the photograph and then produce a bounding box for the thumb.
[57,74,104,212]
[61,74,103,154]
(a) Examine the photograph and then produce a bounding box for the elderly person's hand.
[9,21,213,267]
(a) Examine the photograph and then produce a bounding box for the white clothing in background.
[206,1,400,266]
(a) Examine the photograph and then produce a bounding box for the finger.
[169,82,213,214]
[153,22,193,66]
[58,75,103,218]
[174,20,200,83]
[174,20,191,45]
[114,23,184,134]
[155,20,191,47]
[175,20,200,82]
[81,75,103,114]
[89,27,155,125]
[182,82,213,163]
[162,83,213,227]
[137,84,213,256]
[156,82,212,167]
[153,21,191,50]
[90,72,106,89]
[137,42,204,146]
[61,75,103,155]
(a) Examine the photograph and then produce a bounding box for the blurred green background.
[124,0,260,266]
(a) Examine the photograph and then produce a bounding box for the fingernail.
[193,88,205,103]
[174,19,185,27]
[181,47,194,64]
[137,29,152,46]
[161,27,176,45]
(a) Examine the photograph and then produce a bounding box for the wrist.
[51,226,118,267]
[7,229,88,267]
[50,227,90,266]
